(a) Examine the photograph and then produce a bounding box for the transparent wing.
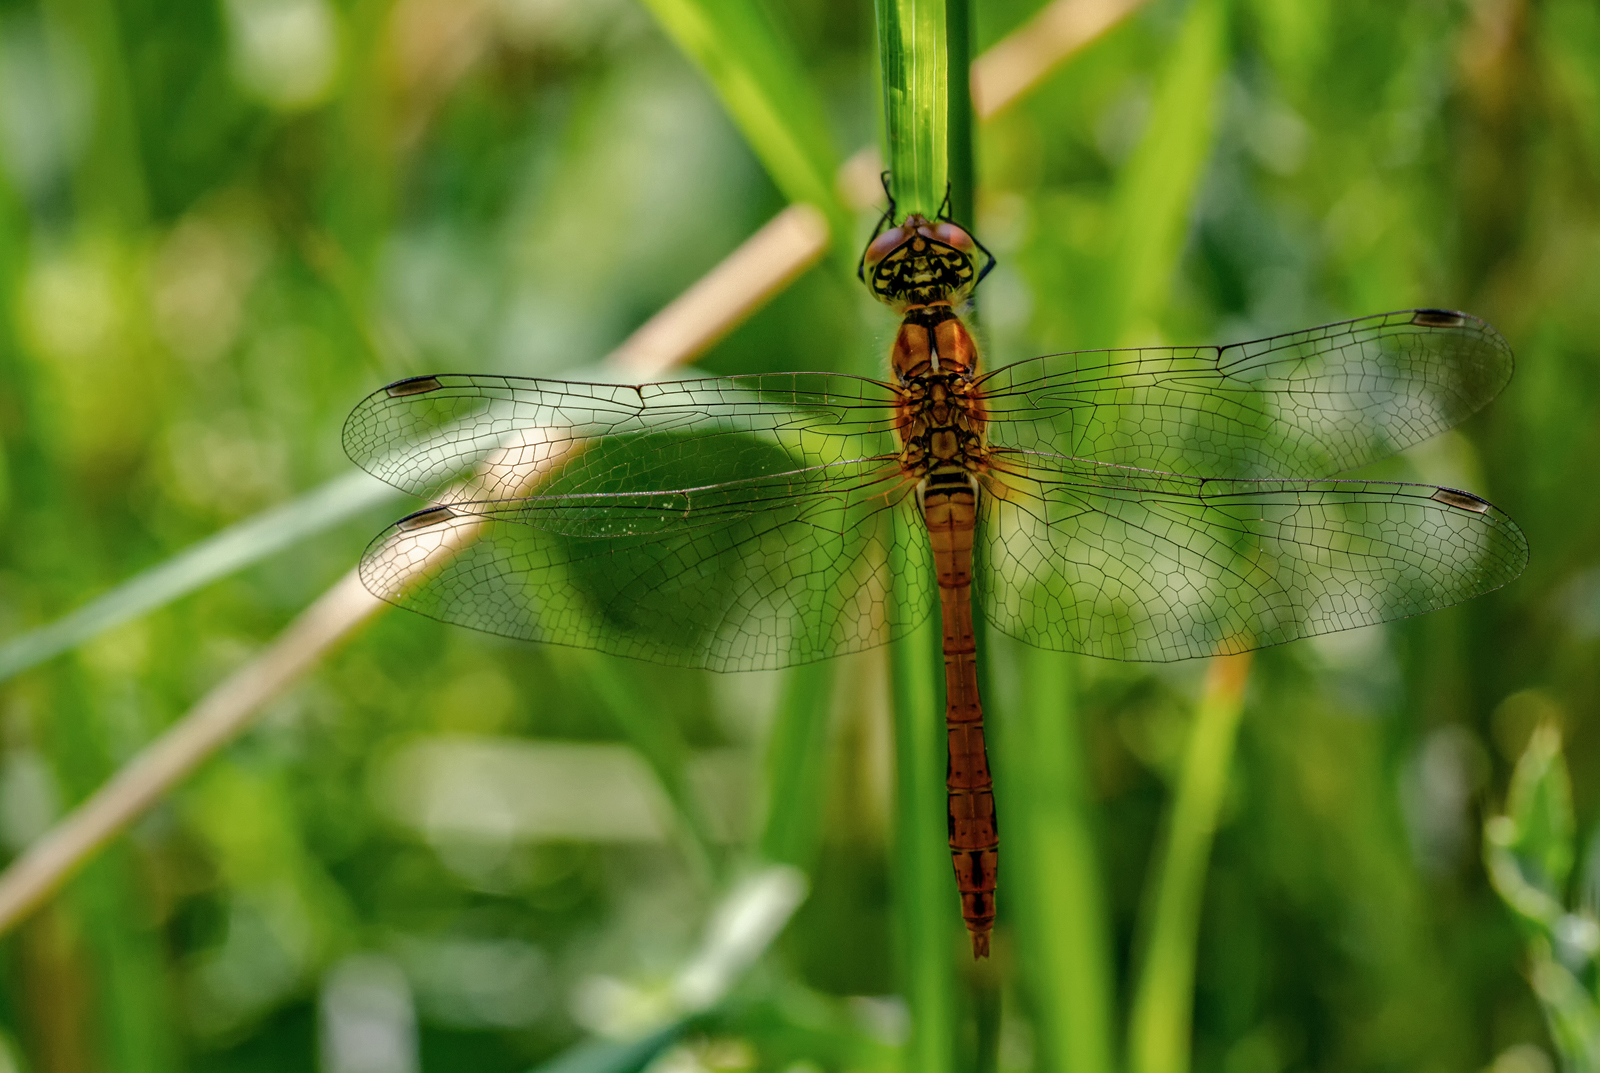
[981,449,1528,662]
[358,449,934,672]
[978,309,1513,479]
[342,371,903,499]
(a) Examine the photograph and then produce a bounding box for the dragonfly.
[343,212,1526,959]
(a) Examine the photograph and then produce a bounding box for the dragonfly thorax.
[897,370,989,477]
[890,302,981,381]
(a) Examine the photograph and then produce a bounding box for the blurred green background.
[0,0,1597,1070]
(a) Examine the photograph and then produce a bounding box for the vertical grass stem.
[1127,652,1253,1073]
[875,0,950,218]
[760,663,836,871]
[888,598,958,1073]
[1001,643,1118,1073]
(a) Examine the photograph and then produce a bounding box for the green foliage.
[1501,725,1579,903]
[1486,726,1600,1072]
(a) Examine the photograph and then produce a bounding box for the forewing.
[343,371,901,499]
[979,310,1512,479]
[359,455,934,672]
[980,449,1527,662]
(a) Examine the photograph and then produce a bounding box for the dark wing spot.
[1431,487,1491,513]
[1411,309,1468,327]
[386,376,444,398]
[398,505,459,530]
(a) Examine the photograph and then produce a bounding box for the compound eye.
[933,222,975,251]
[864,225,909,267]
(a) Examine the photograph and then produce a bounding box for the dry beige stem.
[837,145,889,212]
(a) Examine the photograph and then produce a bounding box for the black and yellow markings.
[869,236,978,307]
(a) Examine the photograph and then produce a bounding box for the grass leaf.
[560,649,722,879]
[994,639,1118,1073]
[1505,723,1577,897]
[1127,653,1251,1073]
[1105,0,1230,344]
[638,0,853,256]
[760,662,836,870]
[889,610,957,1073]
[874,0,949,217]
[529,1020,688,1073]
[889,508,956,1071]
[0,470,399,684]
[873,0,964,1063]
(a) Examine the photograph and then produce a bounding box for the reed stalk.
[1127,653,1252,1073]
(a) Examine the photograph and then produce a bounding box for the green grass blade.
[0,470,399,684]
[889,613,956,1073]
[638,0,852,254]
[70,851,180,1073]
[998,642,1117,1073]
[1127,654,1252,1073]
[945,0,975,228]
[52,0,149,229]
[1528,953,1600,1070]
[889,511,955,1073]
[972,976,1002,1073]
[1105,0,1230,343]
[1502,723,1577,896]
[1112,8,1236,1068]
[875,0,949,217]
[526,866,807,1072]
[874,2,969,1064]
[562,650,722,879]
[34,663,181,1071]
[760,662,836,870]
[528,1021,687,1073]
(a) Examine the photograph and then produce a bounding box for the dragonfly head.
[860,214,991,311]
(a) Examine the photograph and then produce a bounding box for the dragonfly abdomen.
[923,467,999,958]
